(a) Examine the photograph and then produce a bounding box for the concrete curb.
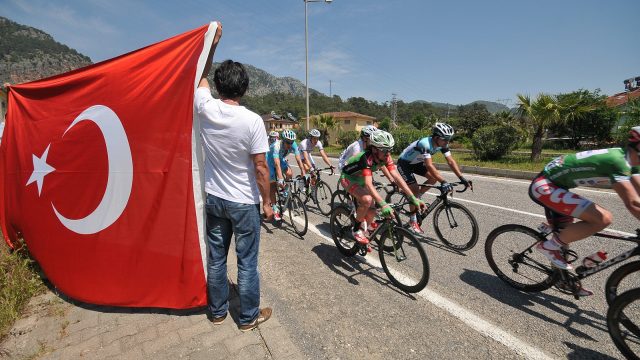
[436,163,537,181]
[326,153,538,181]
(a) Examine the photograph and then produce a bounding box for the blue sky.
[2,0,638,106]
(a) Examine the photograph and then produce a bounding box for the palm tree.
[312,114,337,145]
[516,93,561,161]
[557,91,595,149]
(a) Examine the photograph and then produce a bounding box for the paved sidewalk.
[0,270,302,360]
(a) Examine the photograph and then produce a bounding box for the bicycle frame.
[573,232,640,279]
[394,181,469,222]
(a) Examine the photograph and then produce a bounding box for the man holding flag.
[195,23,273,331]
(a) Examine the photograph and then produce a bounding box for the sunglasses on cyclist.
[283,139,293,145]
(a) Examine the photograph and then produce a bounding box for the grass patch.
[0,241,45,340]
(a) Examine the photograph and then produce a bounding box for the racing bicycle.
[302,167,334,216]
[607,287,640,360]
[274,176,308,237]
[329,196,429,293]
[485,223,640,301]
[385,181,479,251]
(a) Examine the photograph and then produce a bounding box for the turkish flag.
[0,23,219,308]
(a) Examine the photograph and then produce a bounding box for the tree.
[378,117,391,131]
[456,103,494,136]
[613,98,640,144]
[516,93,561,161]
[312,114,337,145]
[553,89,616,149]
[410,114,428,130]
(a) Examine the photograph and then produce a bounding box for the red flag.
[0,23,219,308]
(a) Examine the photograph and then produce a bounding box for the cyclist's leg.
[398,160,424,232]
[268,163,280,219]
[342,178,372,244]
[530,175,610,244]
[284,166,293,181]
[529,175,606,271]
[556,204,612,244]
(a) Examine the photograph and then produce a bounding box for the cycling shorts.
[269,159,290,182]
[528,174,593,226]
[397,159,428,185]
[341,178,365,195]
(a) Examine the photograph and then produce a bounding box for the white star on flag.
[26,144,55,196]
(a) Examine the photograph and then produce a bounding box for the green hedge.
[472,125,520,160]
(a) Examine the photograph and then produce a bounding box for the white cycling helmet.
[309,128,321,138]
[629,126,640,144]
[369,130,395,150]
[268,131,279,138]
[360,125,377,138]
[282,129,296,141]
[433,122,455,141]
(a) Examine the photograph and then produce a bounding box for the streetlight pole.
[304,0,332,131]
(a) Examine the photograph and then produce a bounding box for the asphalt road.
[257,157,638,359]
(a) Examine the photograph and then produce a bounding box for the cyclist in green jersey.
[529,127,640,294]
[340,130,426,245]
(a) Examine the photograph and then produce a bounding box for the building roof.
[319,111,376,120]
[606,88,640,107]
[261,113,297,123]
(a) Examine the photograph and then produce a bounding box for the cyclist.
[338,125,397,192]
[530,126,640,296]
[268,130,279,145]
[340,130,426,245]
[338,125,377,170]
[267,129,307,221]
[397,122,470,234]
[299,128,335,175]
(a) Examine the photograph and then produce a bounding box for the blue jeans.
[205,193,261,325]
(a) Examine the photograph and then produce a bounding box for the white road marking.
[293,217,556,360]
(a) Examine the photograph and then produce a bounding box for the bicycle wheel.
[485,224,559,292]
[432,202,479,251]
[607,288,640,360]
[378,225,429,293]
[315,180,333,216]
[330,205,358,257]
[286,194,308,236]
[331,189,351,209]
[606,261,640,306]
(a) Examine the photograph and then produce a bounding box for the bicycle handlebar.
[314,167,335,176]
[417,180,473,194]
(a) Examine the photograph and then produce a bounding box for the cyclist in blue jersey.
[397,122,470,234]
[267,129,307,221]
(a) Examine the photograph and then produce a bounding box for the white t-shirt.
[338,139,364,170]
[195,87,269,204]
[299,138,324,166]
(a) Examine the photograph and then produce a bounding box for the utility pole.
[329,80,332,98]
[391,93,398,129]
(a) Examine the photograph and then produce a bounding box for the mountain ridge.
[1,16,509,113]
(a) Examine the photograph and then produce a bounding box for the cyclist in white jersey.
[397,122,470,234]
[268,130,279,145]
[300,128,334,179]
[338,125,377,170]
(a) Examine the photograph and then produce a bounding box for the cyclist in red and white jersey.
[340,130,426,245]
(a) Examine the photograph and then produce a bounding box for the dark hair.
[214,60,249,99]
